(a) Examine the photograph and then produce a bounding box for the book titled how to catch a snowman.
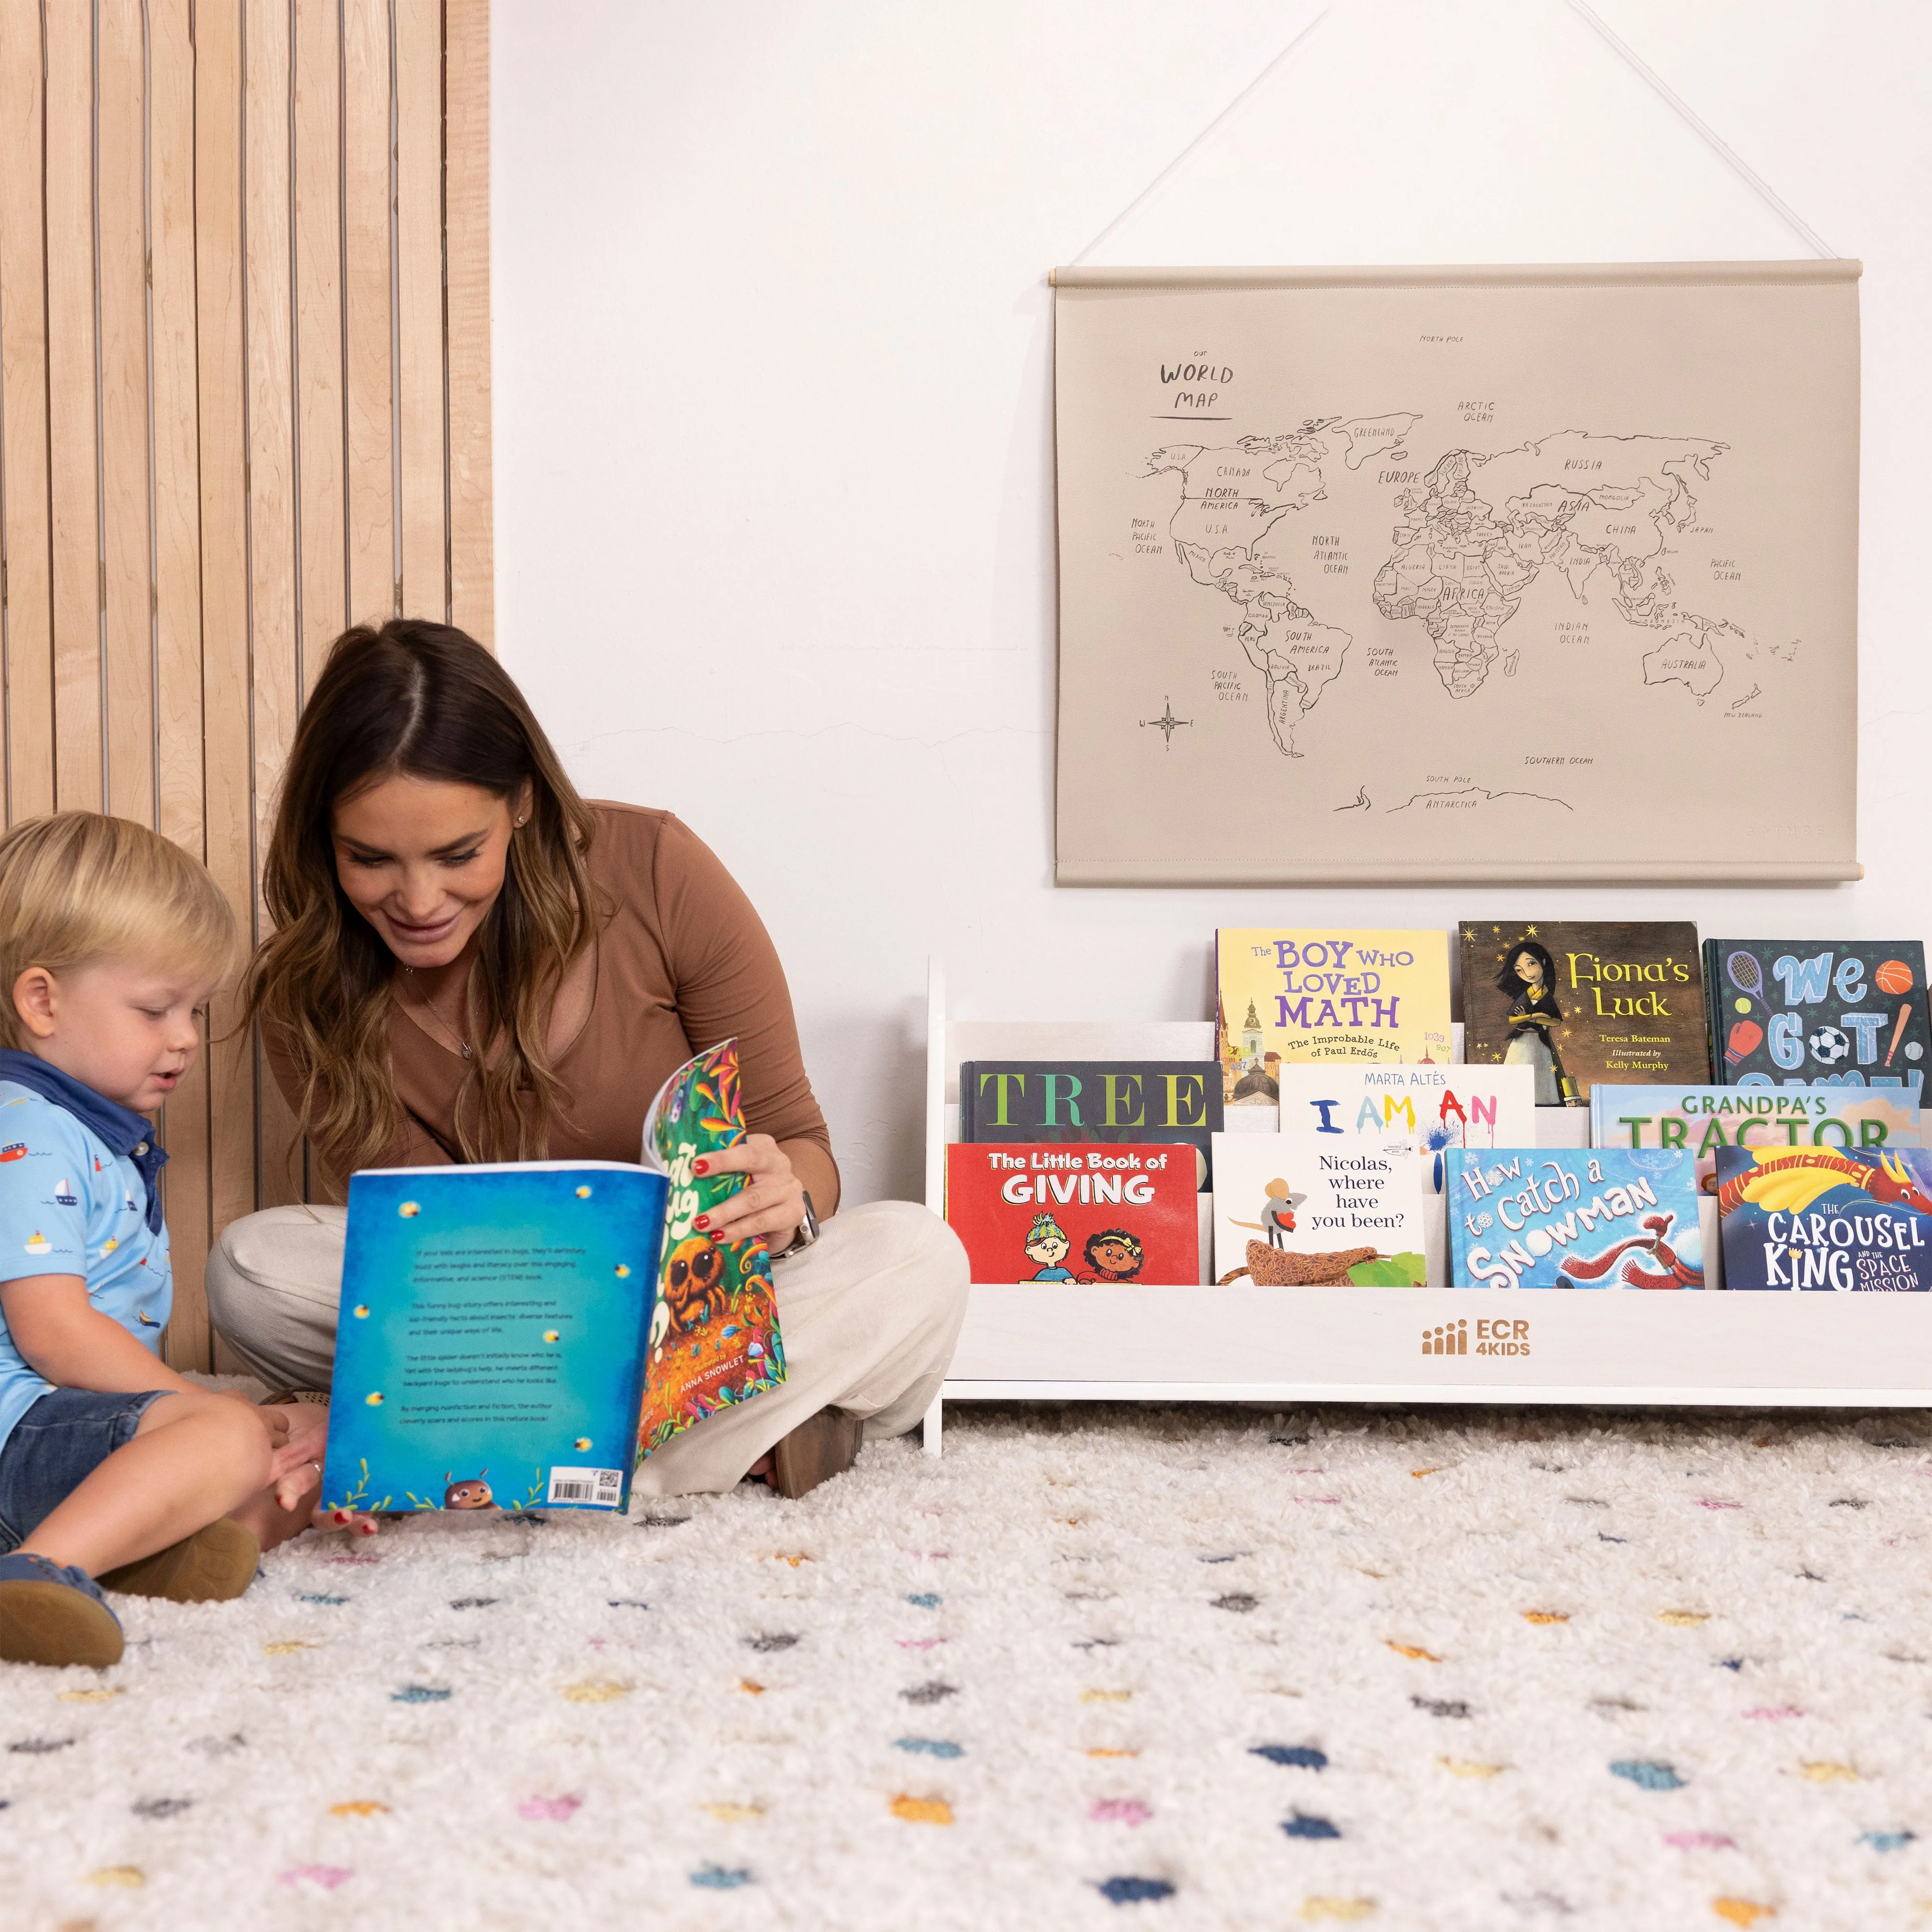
[320,1041,784,1516]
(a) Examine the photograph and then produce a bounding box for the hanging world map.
[1053,265,1861,885]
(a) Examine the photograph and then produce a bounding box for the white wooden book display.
[919,962,1932,1453]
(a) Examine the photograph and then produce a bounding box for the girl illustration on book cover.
[1497,938,1580,1108]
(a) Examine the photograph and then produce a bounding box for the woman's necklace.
[400,966,473,1061]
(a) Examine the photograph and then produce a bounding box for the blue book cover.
[321,1160,668,1514]
[1448,1147,1704,1289]
[1714,1143,1932,1291]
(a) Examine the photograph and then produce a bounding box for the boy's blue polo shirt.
[0,1052,171,1458]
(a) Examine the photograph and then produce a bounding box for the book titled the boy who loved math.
[1591,1084,1921,1194]
[1459,921,1709,1105]
[1216,929,1450,1103]
[321,1041,783,1516]
[1447,1148,1704,1289]
[959,1060,1222,1189]
[1705,939,1929,1105]
[1714,1143,1932,1291]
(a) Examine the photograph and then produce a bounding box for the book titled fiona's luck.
[1459,921,1710,1105]
[320,1041,782,1517]
[1216,928,1451,1103]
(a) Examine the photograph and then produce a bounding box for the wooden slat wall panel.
[0,2,55,820]
[98,0,153,829]
[342,0,394,629]
[395,0,443,622]
[293,0,346,694]
[151,0,209,1368]
[44,6,101,810]
[195,1,256,1343]
[446,0,492,645]
[0,0,492,1368]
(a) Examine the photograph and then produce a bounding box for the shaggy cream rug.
[2,1400,1928,1931]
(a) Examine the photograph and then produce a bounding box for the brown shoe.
[768,1408,864,1499]
[99,1519,261,1603]
[0,1554,124,1666]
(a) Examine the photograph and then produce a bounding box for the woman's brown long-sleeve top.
[267,803,839,1213]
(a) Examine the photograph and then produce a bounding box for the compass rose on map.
[1140,697,1192,747]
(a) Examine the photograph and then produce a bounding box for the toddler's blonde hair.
[0,813,235,1047]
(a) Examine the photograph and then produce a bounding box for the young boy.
[0,813,327,1667]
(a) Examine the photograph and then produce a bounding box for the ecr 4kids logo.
[1421,1316,1530,1358]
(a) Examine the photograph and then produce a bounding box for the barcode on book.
[546,1465,624,1507]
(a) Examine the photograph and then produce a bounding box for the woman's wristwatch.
[769,1190,819,1262]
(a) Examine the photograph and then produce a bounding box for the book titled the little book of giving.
[320,1040,784,1516]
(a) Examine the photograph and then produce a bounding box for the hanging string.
[1068,7,1332,268]
[1564,0,1836,259]
[1066,0,1835,271]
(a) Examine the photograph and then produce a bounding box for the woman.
[1496,938,1575,1108]
[205,621,968,1498]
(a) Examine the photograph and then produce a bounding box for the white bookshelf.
[919,960,1932,1452]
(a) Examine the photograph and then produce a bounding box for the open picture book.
[319,1039,784,1515]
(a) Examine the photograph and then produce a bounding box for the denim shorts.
[0,1387,170,1553]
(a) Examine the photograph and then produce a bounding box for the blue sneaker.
[0,1552,124,1667]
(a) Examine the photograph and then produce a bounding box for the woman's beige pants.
[204,1200,970,1496]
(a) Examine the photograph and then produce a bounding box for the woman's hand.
[692,1134,805,1252]
[261,1400,380,1535]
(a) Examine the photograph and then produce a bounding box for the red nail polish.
[334,1510,349,1524]
[694,1215,710,1229]
[358,1521,376,1535]
[693,1159,708,1174]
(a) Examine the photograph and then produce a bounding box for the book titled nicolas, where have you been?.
[321,1040,782,1517]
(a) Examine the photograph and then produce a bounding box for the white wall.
[492,0,1932,1207]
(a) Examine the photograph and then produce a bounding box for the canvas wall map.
[1053,263,1861,885]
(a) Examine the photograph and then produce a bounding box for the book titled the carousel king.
[1216,928,1451,1104]
[320,1041,783,1517]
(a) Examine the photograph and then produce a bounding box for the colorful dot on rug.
[277,1866,352,1891]
[389,1685,450,1704]
[1091,1800,1151,1826]
[559,1679,631,1703]
[1665,1833,1736,1851]
[906,1593,941,1608]
[1862,1831,1917,1852]
[329,1802,387,1818]
[85,1867,144,1888]
[1095,1876,1174,1904]
[890,1794,953,1825]
[698,1803,764,1822]
[895,1738,963,1759]
[1252,1745,1327,1770]
[1387,1642,1441,1661]
[1611,1761,1686,1791]
[517,1796,581,1822]
[689,1865,753,1889]
[1711,1901,1774,1927]
[1299,1901,1376,1923]
[1282,1812,1342,1840]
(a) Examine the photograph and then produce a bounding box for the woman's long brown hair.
[243,620,597,1176]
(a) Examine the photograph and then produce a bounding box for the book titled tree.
[959,1060,1221,1188]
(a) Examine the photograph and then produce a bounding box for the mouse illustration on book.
[444,1471,493,1509]
[1231,1178,1306,1248]
[1022,1213,1076,1283]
